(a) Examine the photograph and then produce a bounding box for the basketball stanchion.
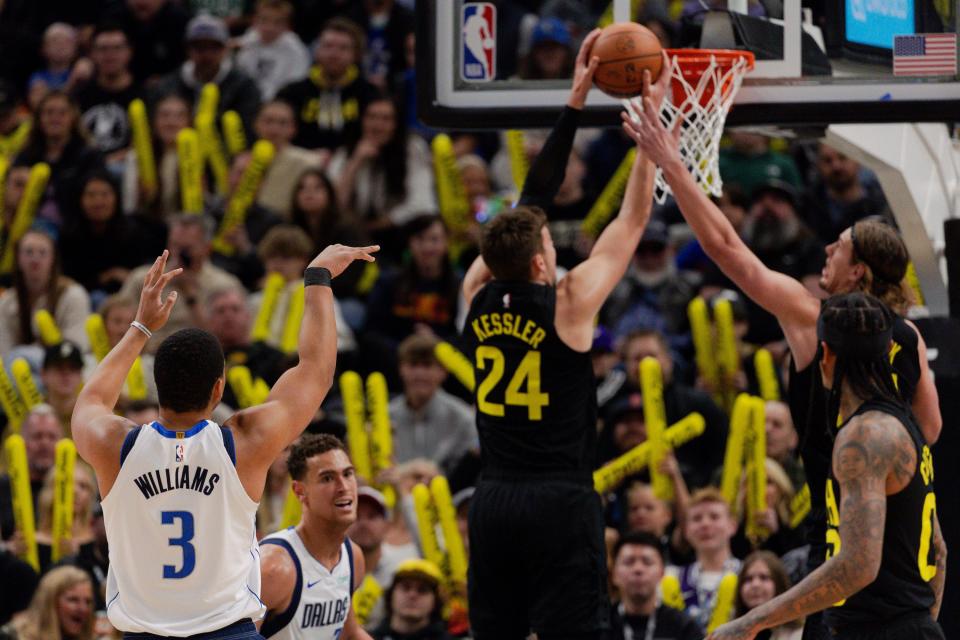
[1,162,50,274]
[52,439,76,563]
[434,342,475,392]
[640,357,672,501]
[593,413,704,494]
[128,99,157,196]
[754,348,780,401]
[221,111,248,157]
[177,129,204,214]
[34,309,62,347]
[505,130,528,197]
[707,573,738,632]
[5,434,38,570]
[11,359,42,411]
[581,148,637,238]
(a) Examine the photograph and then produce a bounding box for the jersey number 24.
[476,347,550,420]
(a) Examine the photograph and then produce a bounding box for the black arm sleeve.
[517,106,582,212]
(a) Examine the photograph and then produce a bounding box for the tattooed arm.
[707,413,913,640]
[931,513,947,619]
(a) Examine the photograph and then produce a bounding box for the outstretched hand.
[568,28,602,109]
[135,251,182,333]
[620,69,683,168]
[310,244,380,279]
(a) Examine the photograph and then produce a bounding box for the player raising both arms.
[622,95,941,640]
[460,33,673,639]
[708,293,946,640]
[72,245,377,639]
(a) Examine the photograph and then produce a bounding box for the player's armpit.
[258,542,297,625]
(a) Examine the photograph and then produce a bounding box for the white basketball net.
[628,53,752,204]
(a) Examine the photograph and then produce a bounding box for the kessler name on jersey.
[132,465,220,499]
[471,312,546,348]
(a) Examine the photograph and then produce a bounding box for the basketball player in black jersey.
[707,293,946,640]
[623,99,941,640]
[459,45,672,640]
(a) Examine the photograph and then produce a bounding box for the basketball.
[592,22,663,98]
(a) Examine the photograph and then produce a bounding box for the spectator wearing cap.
[119,214,243,350]
[252,101,325,220]
[72,24,144,160]
[718,131,802,198]
[348,486,419,630]
[362,216,459,372]
[152,14,262,138]
[0,404,64,541]
[603,330,728,490]
[276,17,377,152]
[387,334,476,475]
[802,142,893,244]
[372,559,452,640]
[740,177,825,345]
[602,219,700,349]
[235,0,311,101]
[519,17,575,80]
[0,228,91,356]
[610,532,704,640]
[41,341,86,430]
[105,0,190,84]
[340,0,415,90]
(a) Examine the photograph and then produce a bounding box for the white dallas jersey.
[259,528,355,640]
[101,420,264,635]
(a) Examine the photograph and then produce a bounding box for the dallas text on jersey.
[132,465,221,499]
[471,312,546,348]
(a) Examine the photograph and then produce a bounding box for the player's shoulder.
[260,536,299,584]
[836,408,916,481]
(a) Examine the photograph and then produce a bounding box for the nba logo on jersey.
[175,443,185,463]
[462,3,496,82]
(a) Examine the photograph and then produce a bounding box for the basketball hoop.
[630,49,755,204]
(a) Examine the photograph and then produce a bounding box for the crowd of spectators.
[0,1,898,639]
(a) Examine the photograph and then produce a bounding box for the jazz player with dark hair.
[623,99,941,640]
[71,244,378,639]
[708,292,946,640]
[459,41,673,639]
[258,434,372,640]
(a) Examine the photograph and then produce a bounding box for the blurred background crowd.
[0,1,898,639]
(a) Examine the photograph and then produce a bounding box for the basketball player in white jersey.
[72,245,378,639]
[258,434,373,640]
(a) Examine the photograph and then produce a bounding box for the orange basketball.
[592,23,663,98]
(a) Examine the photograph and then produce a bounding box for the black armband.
[304,267,332,287]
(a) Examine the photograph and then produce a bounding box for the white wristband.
[130,321,152,339]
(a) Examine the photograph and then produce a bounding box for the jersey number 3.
[162,511,196,579]
[476,346,550,420]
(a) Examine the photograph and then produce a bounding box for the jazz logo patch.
[462,3,496,82]
[175,443,185,463]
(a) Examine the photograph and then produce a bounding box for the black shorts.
[467,478,608,640]
[828,612,944,640]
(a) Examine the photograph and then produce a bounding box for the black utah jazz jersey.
[462,281,597,482]
[822,397,937,630]
[788,314,921,566]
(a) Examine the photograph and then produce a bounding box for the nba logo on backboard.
[462,3,496,82]
[175,443,185,463]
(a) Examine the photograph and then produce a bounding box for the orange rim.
[664,48,756,73]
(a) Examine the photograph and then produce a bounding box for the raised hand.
[310,244,380,279]
[620,85,683,167]
[135,251,182,332]
[568,28,602,109]
[643,50,674,111]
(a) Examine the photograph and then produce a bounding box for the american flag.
[893,34,958,77]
